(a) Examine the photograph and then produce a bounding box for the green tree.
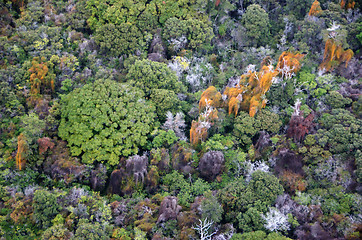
[237,207,265,232]
[254,109,282,133]
[241,4,271,47]
[285,0,313,20]
[233,111,258,147]
[201,191,224,223]
[233,109,281,148]
[41,224,73,240]
[325,91,352,108]
[126,59,184,96]
[73,220,109,240]
[94,23,147,57]
[33,189,62,229]
[219,171,283,227]
[58,79,156,166]
[150,89,180,121]
[316,109,361,154]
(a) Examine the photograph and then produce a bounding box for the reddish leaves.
[287,112,314,143]
[37,137,54,155]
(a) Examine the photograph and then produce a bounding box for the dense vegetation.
[0,0,361,239]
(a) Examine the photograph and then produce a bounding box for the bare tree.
[193,218,217,240]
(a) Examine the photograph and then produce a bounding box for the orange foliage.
[190,120,207,145]
[320,39,354,71]
[15,133,27,171]
[190,103,219,145]
[28,57,55,103]
[199,86,222,111]
[276,51,304,79]
[309,0,323,16]
[223,60,281,117]
[191,51,304,145]
[200,52,303,118]
[228,97,239,116]
[341,0,355,9]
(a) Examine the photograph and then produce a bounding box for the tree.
[33,189,61,229]
[15,133,28,170]
[41,224,73,240]
[192,218,216,240]
[241,4,271,47]
[150,89,179,121]
[285,0,314,20]
[201,191,223,224]
[28,57,55,104]
[308,0,322,17]
[58,79,156,166]
[73,220,109,240]
[94,23,146,57]
[262,207,290,232]
[219,171,284,227]
[231,231,292,240]
[126,59,184,96]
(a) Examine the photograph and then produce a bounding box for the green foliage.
[233,109,281,148]
[152,130,178,148]
[266,81,295,113]
[58,79,156,166]
[134,227,147,240]
[150,89,180,120]
[219,171,283,226]
[254,109,282,133]
[202,134,234,152]
[74,220,109,240]
[163,171,211,207]
[224,149,247,176]
[94,23,147,57]
[248,171,284,211]
[241,4,271,47]
[315,109,361,154]
[201,191,223,223]
[325,91,352,108]
[127,59,184,96]
[308,186,356,216]
[237,207,265,232]
[20,113,46,143]
[163,17,214,51]
[285,0,313,19]
[233,111,258,147]
[41,224,73,240]
[112,228,132,240]
[87,0,212,56]
[33,189,62,229]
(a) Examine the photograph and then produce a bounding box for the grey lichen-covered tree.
[58,79,156,167]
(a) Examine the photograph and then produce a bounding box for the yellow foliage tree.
[341,0,355,9]
[28,57,55,104]
[228,97,240,116]
[276,51,304,79]
[190,101,219,145]
[15,133,27,170]
[309,0,323,16]
[199,86,222,111]
[191,51,304,144]
[320,39,354,71]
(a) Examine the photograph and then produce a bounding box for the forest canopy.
[0,0,361,239]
